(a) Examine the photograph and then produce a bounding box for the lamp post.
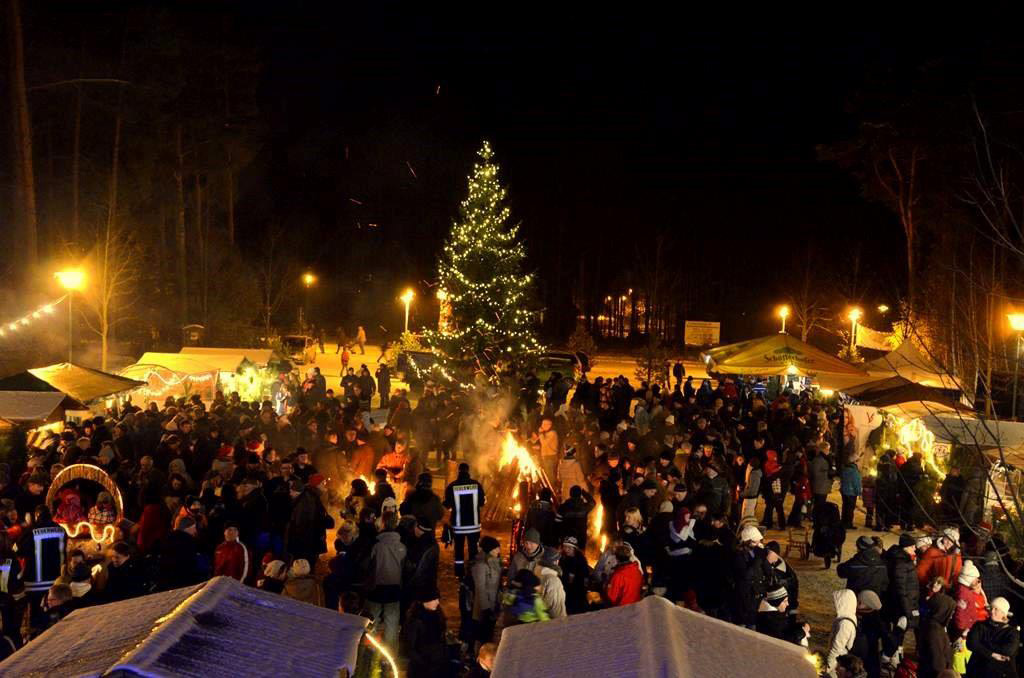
[777,305,790,334]
[1009,313,1024,419]
[847,307,863,354]
[54,269,85,363]
[401,288,415,333]
[300,272,316,329]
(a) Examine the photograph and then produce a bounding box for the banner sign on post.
[684,321,720,347]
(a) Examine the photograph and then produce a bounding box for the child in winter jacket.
[952,559,989,640]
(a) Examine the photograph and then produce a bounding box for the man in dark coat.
[966,596,1019,678]
[558,536,590,615]
[837,536,889,596]
[400,473,445,529]
[157,517,203,591]
[558,486,595,549]
[403,521,439,614]
[375,363,391,409]
[883,533,920,659]
[285,478,328,564]
[105,541,148,602]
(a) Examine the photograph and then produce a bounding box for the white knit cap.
[992,597,1013,616]
[740,525,763,544]
[958,559,980,585]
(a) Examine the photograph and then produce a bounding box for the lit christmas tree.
[425,140,543,381]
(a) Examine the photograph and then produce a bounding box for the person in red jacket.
[605,544,644,606]
[952,559,989,640]
[214,523,251,584]
[916,528,962,592]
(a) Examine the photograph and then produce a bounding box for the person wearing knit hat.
[469,535,503,647]
[510,529,544,579]
[962,595,1017,677]
[739,524,763,545]
[479,535,500,554]
[755,584,809,646]
[837,532,888,596]
[898,532,917,548]
[766,586,789,604]
[952,559,988,640]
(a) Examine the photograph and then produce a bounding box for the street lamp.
[55,269,85,363]
[777,305,790,334]
[1009,313,1024,419]
[847,307,863,353]
[300,272,316,329]
[401,288,415,333]
[877,304,890,314]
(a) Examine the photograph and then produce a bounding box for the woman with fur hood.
[826,589,858,677]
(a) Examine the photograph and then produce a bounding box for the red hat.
[245,439,263,453]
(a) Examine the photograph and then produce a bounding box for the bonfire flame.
[498,433,542,482]
[498,433,542,516]
[358,475,377,495]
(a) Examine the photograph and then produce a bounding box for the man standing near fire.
[444,463,485,578]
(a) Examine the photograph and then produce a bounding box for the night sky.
[244,16,919,334]
[9,8,996,344]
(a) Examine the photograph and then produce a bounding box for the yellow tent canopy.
[701,334,867,378]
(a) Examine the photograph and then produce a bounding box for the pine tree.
[425,140,542,381]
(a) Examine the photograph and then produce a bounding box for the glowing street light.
[1009,313,1024,419]
[299,272,317,328]
[400,288,415,333]
[847,307,863,354]
[55,269,86,363]
[777,305,790,334]
[877,304,890,314]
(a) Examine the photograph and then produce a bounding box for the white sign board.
[684,321,720,347]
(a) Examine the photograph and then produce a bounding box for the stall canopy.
[121,352,221,378]
[701,334,867,379]
[0,363,143,405]
[0,391,86,426]
[827,340,966,395]
[180,346,278,367]
[0,576,370,678]
[844,376,971,419]
[492,595,816,678]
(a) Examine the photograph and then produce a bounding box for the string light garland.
[422,140,544,383]
[0,296,65,338]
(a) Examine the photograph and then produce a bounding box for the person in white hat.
[732,524,769,628]
[916,528,963,593]
[952,559,988,639]
[966,595,1018,677]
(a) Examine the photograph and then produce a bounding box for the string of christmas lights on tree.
[424,140,543,382]
[0,296,66,338]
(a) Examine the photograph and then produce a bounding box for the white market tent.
[0,391,87,427]
[0,576,370,678]
[492,595,816,678]
[120,353,221,402]
[827,340,965,394]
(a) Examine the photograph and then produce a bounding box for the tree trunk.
[175,124,188,326]
[7,0,37,271]
[71,80,81,244]
[101,85,124,372]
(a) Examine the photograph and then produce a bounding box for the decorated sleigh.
[46,464,124,552]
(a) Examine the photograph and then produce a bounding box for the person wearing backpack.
[826,589,859,678]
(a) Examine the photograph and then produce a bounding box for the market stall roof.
[701,333,867,378]
[921,413,1024,452]
[180,346,278,367]
[0,391,87,424]
[844,376,971,419]
[492,595,816,678]
[0,576,369,678]
[865,340,962,390]
[121,352,221,378]
[0,363,144,404]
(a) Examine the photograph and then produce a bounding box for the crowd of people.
[0,355,1020,678]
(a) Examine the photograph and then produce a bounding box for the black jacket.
[837,548,889,596]
[967,618,1020,678]
[400,488,445,528]
[732,547,773,626]
[919,593,956,678]
[884,545,919,625]
[105,557,148,602]
[158,530,202,591]
[403,606,446,678]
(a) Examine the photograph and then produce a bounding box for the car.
[282,334,317,365]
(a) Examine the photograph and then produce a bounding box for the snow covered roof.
[14,363,144,403]
[0,576,369,678]
[492,595,817,678]
[0,391,86,423]
[121,353,221,377]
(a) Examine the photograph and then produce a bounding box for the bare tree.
[787,247,831,342]
[7,0,37,270]
[873,146,920,314]
[256,226,297,343]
